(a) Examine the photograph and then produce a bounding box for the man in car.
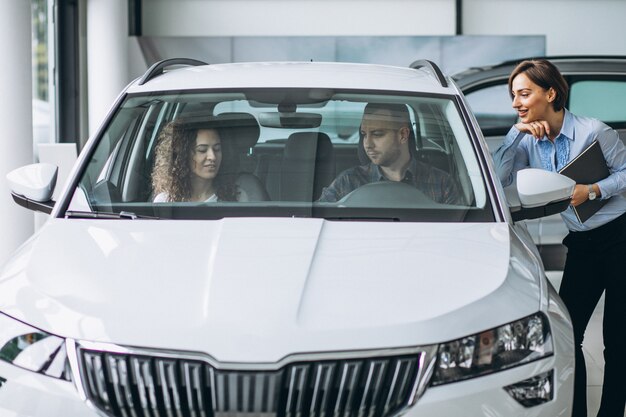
[318,102,463,204]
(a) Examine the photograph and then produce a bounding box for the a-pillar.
[0,0,35,265]
[87,0,129,136]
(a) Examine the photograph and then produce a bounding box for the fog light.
[504,370,553,407]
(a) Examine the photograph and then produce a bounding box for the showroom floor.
[546,272,625,417]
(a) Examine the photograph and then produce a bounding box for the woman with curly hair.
[151,119,242,202]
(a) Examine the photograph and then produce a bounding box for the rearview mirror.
[258,112,322,128]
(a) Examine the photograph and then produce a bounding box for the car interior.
[69,90,491,221]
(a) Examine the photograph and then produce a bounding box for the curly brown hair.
[151,119,239,202]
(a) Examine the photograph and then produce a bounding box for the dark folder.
[558,140,610,223]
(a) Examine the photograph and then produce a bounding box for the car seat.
[216,112,270,201]
[280,132,335,201]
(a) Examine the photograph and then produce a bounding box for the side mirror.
[6,163,58,214]
[507,168,575,221]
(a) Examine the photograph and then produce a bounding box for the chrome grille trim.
[182,362,208,417]
[157,359,184,417]
[72,340,433,371]
[72,341,437,417]
[106,355,136,417]
[132,356,160,415]
[310,363,333,417]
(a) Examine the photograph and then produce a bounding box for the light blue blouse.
[492,109,626,232]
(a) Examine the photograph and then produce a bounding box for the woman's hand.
[571,184,590,207]
[571,183,601,207]
[515,120,551,139]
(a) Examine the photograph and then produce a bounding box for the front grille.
[77,347,430,417]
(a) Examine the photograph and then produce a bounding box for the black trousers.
[560,212,626,417]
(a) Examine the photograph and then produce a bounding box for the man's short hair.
[363,103,411,127]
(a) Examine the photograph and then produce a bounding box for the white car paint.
[127,62,452,96]
[0,219,534,363]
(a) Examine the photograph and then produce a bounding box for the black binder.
[558,140,610,223]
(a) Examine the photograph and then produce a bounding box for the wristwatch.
[588,184,597,200]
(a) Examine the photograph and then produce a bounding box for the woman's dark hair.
[152,118,239,202]
[508,59,569,111]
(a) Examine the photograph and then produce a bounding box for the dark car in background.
[454,56,626,270]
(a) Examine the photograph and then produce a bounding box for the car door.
[567,76,626,143]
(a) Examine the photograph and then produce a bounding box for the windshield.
[66,89,493,222]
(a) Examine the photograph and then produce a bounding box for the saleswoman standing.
[492,59,626,417]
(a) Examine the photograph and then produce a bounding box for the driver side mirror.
[506,168,575,221]
[6,163,57,214]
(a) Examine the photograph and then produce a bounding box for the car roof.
[125,61,459,96]
[453,55,626,90]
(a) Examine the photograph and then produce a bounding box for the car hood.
[0,218,542,363]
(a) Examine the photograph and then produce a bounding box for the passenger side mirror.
[6,163,57,214]
[506,168,575,221]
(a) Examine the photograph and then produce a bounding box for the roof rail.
[138,58,208,85]
[409,60,448,88]
[492,55,626,69]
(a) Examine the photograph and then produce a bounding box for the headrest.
[215,112,261,152]
[284,132,333,161]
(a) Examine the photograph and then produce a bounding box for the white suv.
[2,60,575,416]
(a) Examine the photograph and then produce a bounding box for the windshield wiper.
[65,210,159,220]
[325,216,401,222]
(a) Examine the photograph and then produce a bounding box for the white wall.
[463,0,626,55]
[142,0,457,36]
[141,0,626,56]
[0,0,34,266]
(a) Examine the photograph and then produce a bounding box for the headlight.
[0,312,71,381]
[431,313,553,386]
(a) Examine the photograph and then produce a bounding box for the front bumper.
[0,358,98,416]
[414,359,572,416]
[0,306,573,417]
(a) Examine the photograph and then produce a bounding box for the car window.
[463,84,517,132]
[569,80,626,123]
[66,89,493,222]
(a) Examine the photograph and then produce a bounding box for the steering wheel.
[338,181,440,207]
